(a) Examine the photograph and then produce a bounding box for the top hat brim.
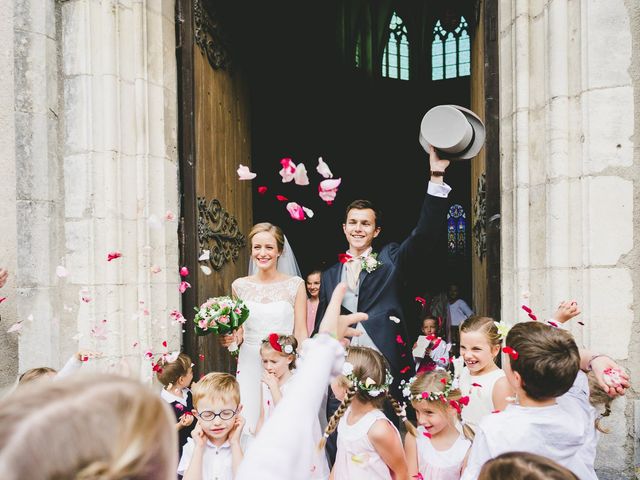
[419,105,486,160]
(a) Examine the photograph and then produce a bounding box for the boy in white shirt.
[462,322,626,480]
[179,373,246,480]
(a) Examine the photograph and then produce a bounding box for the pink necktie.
[345,257,361,291]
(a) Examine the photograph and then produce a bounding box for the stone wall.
[0,0,181,389]
[499,0,638,476]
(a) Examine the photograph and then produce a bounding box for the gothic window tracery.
[432,16,470,80]
[382,12,409,80]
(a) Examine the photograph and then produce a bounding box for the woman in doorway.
[305,269,322,336]
[226,222,308,436]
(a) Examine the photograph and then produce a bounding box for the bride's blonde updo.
[249,222,285,253]
[0,373,177,480]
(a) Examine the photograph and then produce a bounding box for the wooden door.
[470,0,500,319]
[177,0,253,375]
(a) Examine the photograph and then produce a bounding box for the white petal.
[302,206,314,218]
[200,265,212,275]
[389,316,400,324]
[316,157,333,178]
[56,265,68,278]
[199,250,211,261]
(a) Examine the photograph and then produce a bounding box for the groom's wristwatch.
[430,170,445,177]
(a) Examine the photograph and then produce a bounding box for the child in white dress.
[457,316,513,431]
[320,346,416,480]
[403,369,471,480]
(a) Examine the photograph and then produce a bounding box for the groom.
[314,146,451,380]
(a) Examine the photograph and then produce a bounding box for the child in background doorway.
[414,315,451,374]
[156,352,196,459]
[447,283,473,354]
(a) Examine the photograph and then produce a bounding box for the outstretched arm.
[393,147,451,278]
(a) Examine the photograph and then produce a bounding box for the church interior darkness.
[209,0,477,316]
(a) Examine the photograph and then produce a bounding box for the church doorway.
[176,0,500,373]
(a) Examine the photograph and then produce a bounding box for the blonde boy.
[179,373,245,480]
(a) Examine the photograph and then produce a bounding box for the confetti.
[502,346,519,360]
[316,157,333,178]
[107,251,122,262]
[7,322,22,333]
[279,158,296,183]
[286,202,306,221]
[293,163,309,185]
[179,281,191,294]
[237,164,257,180]
[318,178,341,205]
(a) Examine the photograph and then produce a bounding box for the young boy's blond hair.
[192,372,240,407]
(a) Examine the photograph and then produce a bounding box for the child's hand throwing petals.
[229,410,245,446]
[190,423,208,448]
[553,300,581,324]
[75,350,102,361]
[590,356,630,397]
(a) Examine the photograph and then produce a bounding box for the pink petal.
[144,350,153,359]
[165,210,176,222]
[107,251,122,262]
[276,194,289,202]
[302,206,314,218]
[162,340,168,348]
[279,158,296,183]
[316,157,333,178]
[237,164,257,180]
[258,186,268,195]
[179,281,191,294]
[318,179,341,204]
[286,202,305,221]
[56,265,68,278]
[0,297,6,304]
[179,266,189,277]
[7,322,22,333]
[150,265,161,274]
[293,163,310,186]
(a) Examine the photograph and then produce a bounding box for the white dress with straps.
[232,276,303,435]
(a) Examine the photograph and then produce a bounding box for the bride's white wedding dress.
[232,276,303,434]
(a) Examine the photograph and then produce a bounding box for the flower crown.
[341,361,393,397]
[401,373,469,413]
[265,333,295,355]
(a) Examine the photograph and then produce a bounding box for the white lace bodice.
[232,276,303,345]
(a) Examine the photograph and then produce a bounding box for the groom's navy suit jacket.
[314,191,448,379]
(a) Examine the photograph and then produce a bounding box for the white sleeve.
[237,334,345,480]
[460,428,491,480]
[55,356,83,379]
[427,181,452,198]
[177,438,194,476]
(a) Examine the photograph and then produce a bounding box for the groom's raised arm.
[392,148,451,277]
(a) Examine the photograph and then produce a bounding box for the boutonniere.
[361,253,382,273]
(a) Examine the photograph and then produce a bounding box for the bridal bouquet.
[193,296,249,357]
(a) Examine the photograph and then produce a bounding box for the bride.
[229,222,308,434]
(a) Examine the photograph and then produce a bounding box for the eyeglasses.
[194,409,237,421]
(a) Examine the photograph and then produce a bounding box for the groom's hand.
[429,146,450,184]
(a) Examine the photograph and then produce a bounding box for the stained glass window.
[447,204,467,255]
[432,16,471,80]
[382,12,409,80]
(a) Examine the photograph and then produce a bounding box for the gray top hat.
[419,105,486,160]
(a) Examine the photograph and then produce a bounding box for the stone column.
[58,0,181,380]
[499,0,638,476]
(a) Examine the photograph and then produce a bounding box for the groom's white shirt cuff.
[427,181,452,198]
